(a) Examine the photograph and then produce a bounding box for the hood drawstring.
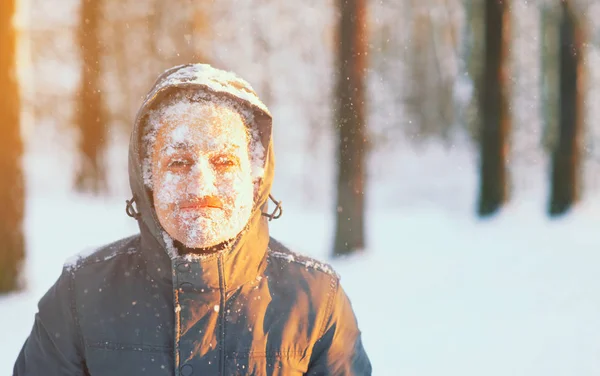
[262,194,283,221]
[125,195,141,220]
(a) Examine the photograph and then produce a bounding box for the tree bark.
[477,0,510,217]
[75,0,107,194]
[0,0,25,292]
[540,4,560,153]
[549,1,584,216]
[333,0,367,256]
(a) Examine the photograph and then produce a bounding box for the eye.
[167,158,193,169]
[211,155,238,168]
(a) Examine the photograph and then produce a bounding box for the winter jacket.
[13,64,371,376]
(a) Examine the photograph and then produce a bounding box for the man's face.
[151,102,254,249]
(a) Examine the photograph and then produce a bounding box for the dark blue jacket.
[14,64,371,376]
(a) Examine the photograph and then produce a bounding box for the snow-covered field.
[3,136,600,376]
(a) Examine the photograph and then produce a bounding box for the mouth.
[178,196,224,212]
[179,204,222,211]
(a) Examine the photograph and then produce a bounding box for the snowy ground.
[3,139,600,376]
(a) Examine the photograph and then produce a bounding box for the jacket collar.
[139,206,269,292]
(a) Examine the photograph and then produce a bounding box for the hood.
[127,63,278,291]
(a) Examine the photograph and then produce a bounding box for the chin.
[172,212,247,246]
[180,233,224,249]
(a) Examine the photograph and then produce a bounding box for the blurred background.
[3,0,600,374]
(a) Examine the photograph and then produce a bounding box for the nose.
[186,159,216,195]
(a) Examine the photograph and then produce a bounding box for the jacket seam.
[318,276,339,338]
[85,340,172,353]
[68,269,87,362]
[226,350,306,359]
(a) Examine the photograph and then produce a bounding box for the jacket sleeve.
[306,279,372,376]
[13,267,88,375]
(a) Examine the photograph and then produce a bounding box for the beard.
[173,203,251,249]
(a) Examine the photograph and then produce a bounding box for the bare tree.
[540,3,560,154]
[464,0,485,142]
[405,1,459,140]
[75,0,107,194]
[0,0,25,292]
[549,1,585,216]
[477,0,511,217]
[333,0,367,256]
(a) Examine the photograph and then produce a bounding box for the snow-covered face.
[151,103,254,249]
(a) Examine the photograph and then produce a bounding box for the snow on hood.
[144,64,270,118]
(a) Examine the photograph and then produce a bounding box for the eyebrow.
[214,145,241,154]
[161,142,190,153]
[160,142,242,154]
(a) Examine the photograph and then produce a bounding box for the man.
[14,64,371,375]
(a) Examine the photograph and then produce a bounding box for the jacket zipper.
[173,267,181,375]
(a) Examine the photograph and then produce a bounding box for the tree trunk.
[549,1,584,216]
[477,0,510,217]
[464,0,485,142]
[333,0,367,257]
[0,0,25,293]
[540,4,560,154]
[75,0,107,194]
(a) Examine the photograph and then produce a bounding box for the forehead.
[153,101,249,154]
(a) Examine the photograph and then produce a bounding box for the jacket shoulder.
[64,234,140,272]
[267,237,340,280]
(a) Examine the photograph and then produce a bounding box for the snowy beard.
[154,169,254,250]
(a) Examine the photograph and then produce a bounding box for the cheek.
[155,172,184,208]
[217,171,253,205]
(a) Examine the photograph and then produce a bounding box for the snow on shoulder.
[64,235,139,271]
[268,243,339,279]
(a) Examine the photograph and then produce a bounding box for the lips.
[180,203,221,210]
[179,197,223,211]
